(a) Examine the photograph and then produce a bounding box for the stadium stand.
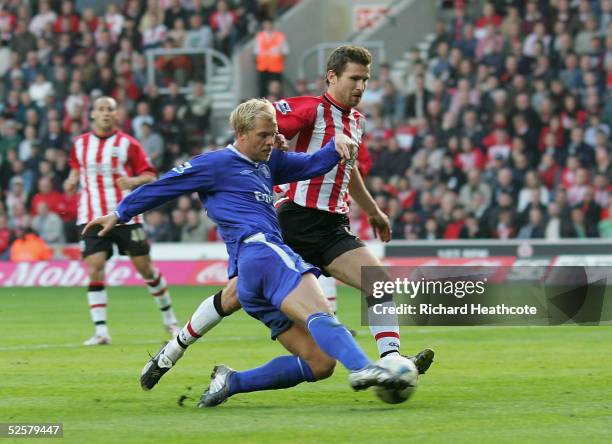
[0,0,611,259]
[357,0,612,242]
[0,0,299,255]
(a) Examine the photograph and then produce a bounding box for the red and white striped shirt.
[69,130,155,225]
[274,93,366,214]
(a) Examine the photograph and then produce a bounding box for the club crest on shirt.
[274,100,291,115]
[258,164,271,179]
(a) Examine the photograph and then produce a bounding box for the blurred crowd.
[349,0,612,242]
[0,0,297,259]
[2,0,612,262]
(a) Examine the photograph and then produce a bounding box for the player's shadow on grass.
[186,404,416,412]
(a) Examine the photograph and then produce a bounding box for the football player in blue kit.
[82,99,409,407]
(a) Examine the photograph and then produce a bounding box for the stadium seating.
[0,0,611,259]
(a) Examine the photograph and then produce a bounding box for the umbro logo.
[240,169,254,175]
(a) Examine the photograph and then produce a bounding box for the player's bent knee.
[222,294,241,314]
[307,355,336,381]
[221,282,242,313]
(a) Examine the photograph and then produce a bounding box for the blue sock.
[227,356,314,396]
[307,313,370,371]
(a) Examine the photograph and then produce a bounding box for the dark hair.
[326,45,372,85]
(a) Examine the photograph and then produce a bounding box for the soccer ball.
[374,355,419,404]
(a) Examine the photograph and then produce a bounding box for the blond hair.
[229,98,276,135]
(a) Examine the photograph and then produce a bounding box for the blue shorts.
[237,232,320,339]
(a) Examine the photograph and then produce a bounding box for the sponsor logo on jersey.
[254,191,274,204]
[274,100,292,115]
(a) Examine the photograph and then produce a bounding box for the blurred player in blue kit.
[83,99,410,406]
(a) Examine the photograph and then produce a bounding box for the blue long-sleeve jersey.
[115,139,341,277]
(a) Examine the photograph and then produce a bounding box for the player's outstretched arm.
[112,155,215,224]
[116,173,156,191]
[348,167,392,242]
[271,134,354,185]
[82,212,119,237]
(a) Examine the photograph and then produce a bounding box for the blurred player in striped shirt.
[64,97,180,346]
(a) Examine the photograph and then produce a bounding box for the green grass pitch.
[1,286,611,443]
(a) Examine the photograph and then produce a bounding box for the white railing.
[145,47,233,94]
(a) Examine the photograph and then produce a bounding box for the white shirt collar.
[227,144,258,166]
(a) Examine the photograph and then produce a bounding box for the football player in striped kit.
[140,46,434,390]
[64,96,180,346]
